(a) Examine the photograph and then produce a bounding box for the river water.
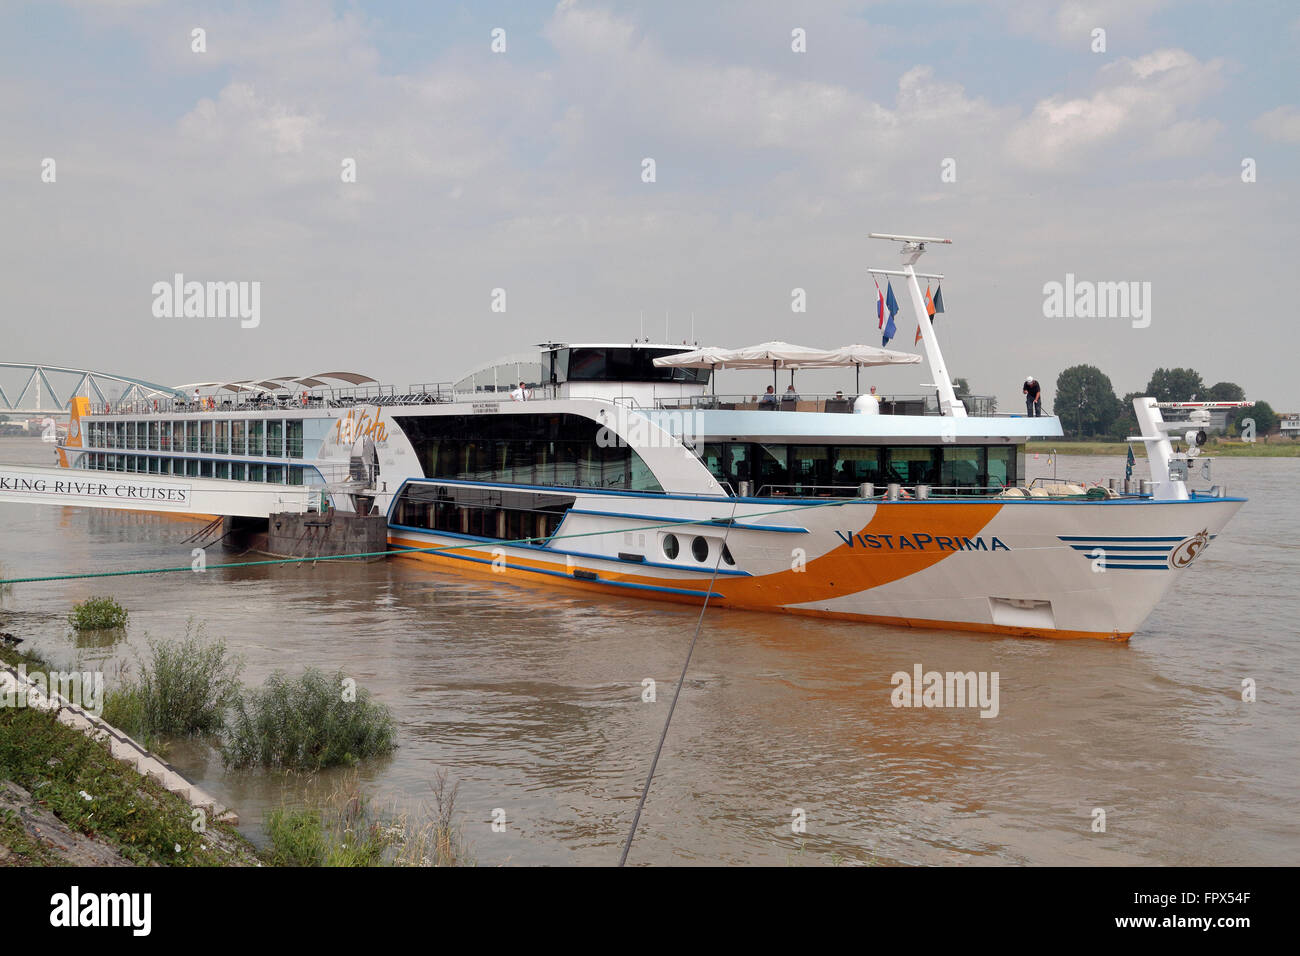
[1,437,1295,866]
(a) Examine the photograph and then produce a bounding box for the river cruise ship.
[54,236,1245,640]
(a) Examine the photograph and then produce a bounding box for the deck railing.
[83,385,1008,417]
[653,393,1001,416]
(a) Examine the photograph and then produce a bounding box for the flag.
[882,282,899,345]
[933,284,945,317]
[875,279,887,330]
[915,285,937,345]
[1125,444,1135,480]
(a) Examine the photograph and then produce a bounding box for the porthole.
[691,536,709,562]
[722,544,735,566]
[662,534,679,559]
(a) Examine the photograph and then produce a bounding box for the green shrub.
[105,624,242,739]
[224,668,396,770]
[68,596,128,631]
[100,683,146,737]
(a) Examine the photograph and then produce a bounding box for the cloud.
[1251,105,1300,144]
[2,1,1296,411]
[1005,48,1224,169]
[179,83,319,157]
[998,0,1170,46]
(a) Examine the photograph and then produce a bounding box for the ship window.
[266,420,284,457]
[552,347,709,384]
[789,445,831,490]
[215,461,230,479]
[987,446,1016,490]
[884,446,940,486]
[248,420,264,456]
[755,444,789,493]
[662,534,679,559]
[200,460,213,478]
[392,413,664,492]
[286,419,303,459]
[248,463,264,482]
[722,544,735,566]
[691,536,709,562]
[832,446,884,488]
[940,446,983,493]
[232,462,246,481]
[391,483,576,543]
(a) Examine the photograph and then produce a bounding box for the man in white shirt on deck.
[510,381,528,402]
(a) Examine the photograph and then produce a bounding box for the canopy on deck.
[653,340,921,392]
[176,372,379,396]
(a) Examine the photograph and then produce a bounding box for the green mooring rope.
[0,495,859,586]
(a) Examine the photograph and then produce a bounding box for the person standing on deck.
[510,381,528,402]
[1023,376,1042,417]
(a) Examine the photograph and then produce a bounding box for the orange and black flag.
[915,285,937,345]
[916,285,946,345]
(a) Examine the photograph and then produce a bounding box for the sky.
[2,0,1297,412]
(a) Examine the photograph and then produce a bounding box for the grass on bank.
[264,770,473,867]
[225,668,397,771]
[67,596,129,631]
[0,643,256,866]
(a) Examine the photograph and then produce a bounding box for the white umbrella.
[651,346,735,395]
[821,343,922,393]
[717,341,831,392]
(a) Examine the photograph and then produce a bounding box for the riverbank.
[0,641,259,867]
[1025,440,1300,457]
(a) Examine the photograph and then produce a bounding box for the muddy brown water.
[1,437,1296,865]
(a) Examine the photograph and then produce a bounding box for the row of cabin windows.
[391,485,573,542]
[392,414,663,492]
[697,443,1020,496]
[84,419,303,458]
[79,453,307,484]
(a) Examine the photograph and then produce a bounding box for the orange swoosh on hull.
[716,501,1004,605]
[394,501,1003,607]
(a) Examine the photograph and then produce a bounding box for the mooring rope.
[0,496,855,585]
[618,495,740,867]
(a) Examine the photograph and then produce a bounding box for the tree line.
[1047,366,1280,440]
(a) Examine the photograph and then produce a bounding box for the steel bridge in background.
[0,363,187,416]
